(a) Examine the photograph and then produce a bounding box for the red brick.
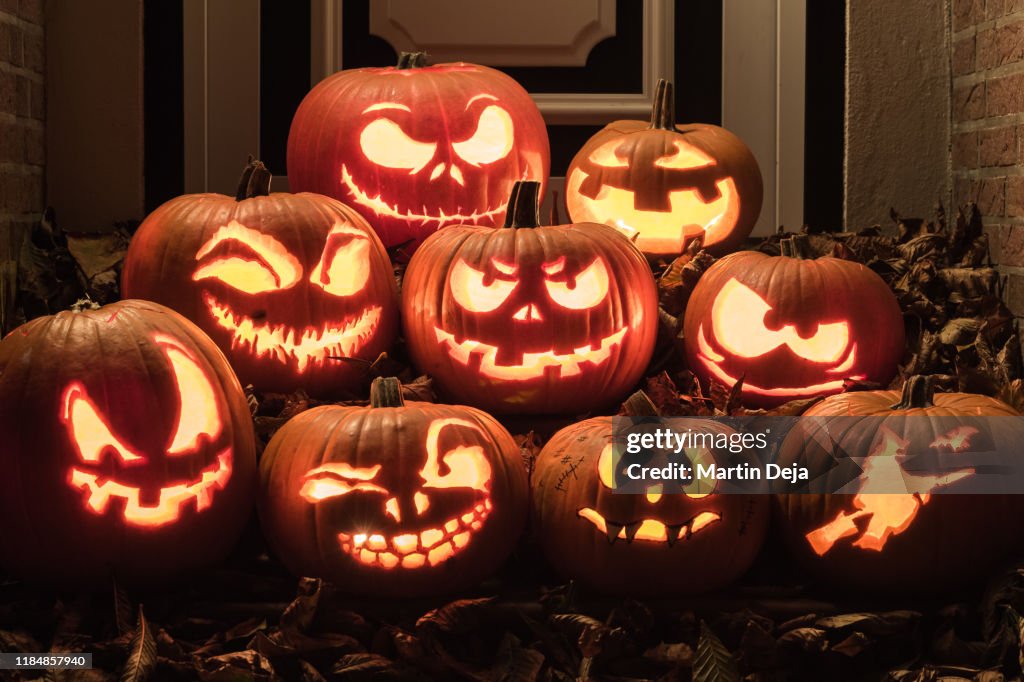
[978,27,997,69]
[1008,0,1024,14]
[6,25,21,68]
[981,176,1007,216]
[1008,175,1024,217]
[17,0,40,25]
[1004,272,1024,316]
[28,78,41,119]
[954,0,986,30]
[987,72,1024,116]
[23,31,41,73]
[24,124,41,165]
[0,0,16,17]
[980,126,1017,166]
[954,131,979,169]
[14,74,28,117]
[990,0,1007,18]
[954,36,976,75]
[988,223,1006,263]
[0,120,21,162]
[0,70,14,115]
[955,176,977,208]
[955,82,987,120]
[986,21,1024,67]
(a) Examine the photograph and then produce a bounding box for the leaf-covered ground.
[4,204,1024,680]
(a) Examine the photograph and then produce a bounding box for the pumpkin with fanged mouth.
[402,181,658,415]
[0,300,256,586]
[775,376,1024,592]
[258,377,528,596]
[287,52,550,252]
[122,159,398,396]
[566,79,762,259]
[683,235,905,407]
[532,415,769,595]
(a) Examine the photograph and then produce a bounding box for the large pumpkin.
[122,159,398,397]
[683,235,904,407]
[402,181,658,415]
[532,415,769,595]
[0,300,257,586]
[775,376,1024,592]
[259,377,528,597]
[287,52,550,251]
[566,79,762,259]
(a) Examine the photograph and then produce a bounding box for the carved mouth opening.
[577,507,722,546]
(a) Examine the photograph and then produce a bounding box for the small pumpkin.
[566,79,762,259]
[402,180,658,415]
[0,300,257,586]
[258,377,529,597]
[775,375,1024,592]
[287,51,550,251]
[531,412,769,595]
[122,158,398,397]
[683,234,904,407]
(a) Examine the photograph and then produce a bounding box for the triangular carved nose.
[513,304,543,321]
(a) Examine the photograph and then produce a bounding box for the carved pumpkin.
[259,377,528,596]
[683,235,904,407]
[566,80,762,259]
[122,159,399,396]
[775,376,1024,592]
[402,181,658,415]
[0,300,256,586]
[532,415,769,595]
[287,52,550,252]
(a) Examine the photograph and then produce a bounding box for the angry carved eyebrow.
[363,102,412,114]
[193,220,302,283]
[465,93,499,109]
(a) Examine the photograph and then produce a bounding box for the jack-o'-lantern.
[402,181,658,414]
[258,377,528,596]
[683,235,904,407]
[532,416,769,595]
[122,159,399,396]
[0,300,256,586]
[287,52,550,252]
[566,80,762,259]
[775,376,1024,592]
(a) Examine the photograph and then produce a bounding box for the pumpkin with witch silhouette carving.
[122,158,398,397]
[258,377,528,596]
[0,300,257,586]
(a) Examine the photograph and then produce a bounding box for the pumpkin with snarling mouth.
[402,181,658,414]
[0,300,256,586]
[123,159,398,396]
[259,378,528,597]
[287,52,550,252]
[532,415,768,595]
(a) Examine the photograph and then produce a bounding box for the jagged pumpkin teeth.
[402,554,426,569]
[428,544,455,566]
[420,529,444,548]
[338,532,351,542]
[367,534,387,550]
[461,513,475,524]
[453,532,471,549]
[379,552,400,569]
[484,500,492,511]
[393,534,419,554]
[470,520,483,530]
[445,519,460,533]
[353,533,368,547]
[341,542,352,553]
[359,549,376,565]
[474,504,485,514]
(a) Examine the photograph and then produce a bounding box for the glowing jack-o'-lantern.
[531,416,769,595]
[0,300,256,586]
[683,235,904,407]
[287,52,550,252]
[402,181,658,414]
[122,159,398,396]
[259,377,528,596]
[565,80,762,259]
[775,376,1024,592]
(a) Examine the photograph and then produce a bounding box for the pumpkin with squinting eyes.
[122,159,398,396]
[402,181,658,415]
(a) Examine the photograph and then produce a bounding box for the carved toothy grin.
[69,450,233,528]
[337,499,492,568]
[203,293,381,373]
[434,326,628,381]
[578,507,722,546]
[341,165,509,225]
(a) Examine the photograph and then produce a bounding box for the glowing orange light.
[359,118,437,172]
[154,334,223,455]
[385,497,402,521]
[578,507,722,544]
[654,140,716,169]
[449,259,518,312]
[414,491,431,515]
[307,222,372,297]
[193,220,302,293]
[421,418,492,491]
[452,105,514,166]
[61,383,145,464]
[543,258,610,310]
[299,463,387,501]
[930,426,979,452]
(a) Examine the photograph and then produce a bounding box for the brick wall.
[0,0,42,257]
[951,0,1024,312]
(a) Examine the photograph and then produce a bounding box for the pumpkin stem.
[891,375,935,409]
[370,377,406,407]
[779,234,813,259]
[503,180,543,229]
[620,390,661,416]
[649,79,676,131]
[235,156,272,201]
[396,51,428,69]
[70,297,100,313]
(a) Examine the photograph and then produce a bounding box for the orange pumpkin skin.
[683,236,904,407]
[532,417,769,596]
[775,376,1024,592]
[122,161,398,397]
[286,52,550,252]
[0,300,257,587]
[566,80,762,259]
[402,182,658,415]
[258,378,528,597]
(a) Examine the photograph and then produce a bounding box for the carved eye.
[587,139,629,168]
[655,140,716,169]
[155,334,223,455]
[452,106,514,166]
[299,463,387,502]
[544,258,610,310]
[61,383,144,464]
[193,220,302,294]
[360,118,437,173]
[421,418,492,492]
[309,222,372,297]
[449,259,518,312]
